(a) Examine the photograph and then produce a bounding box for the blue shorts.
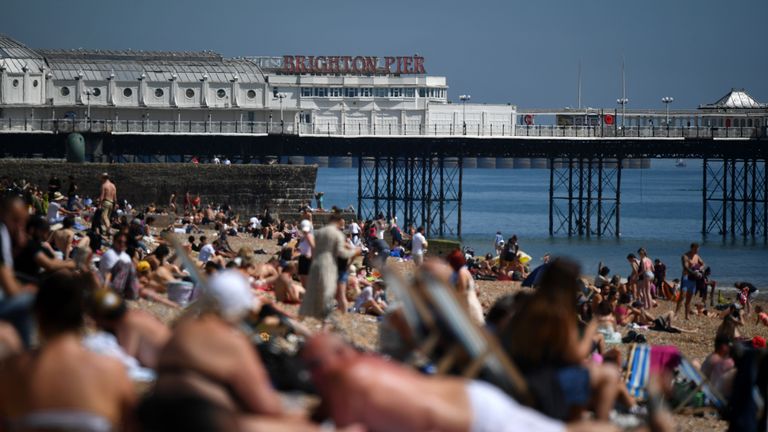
[681,276,697,294]
[557,366,591,406]
[338,271,349,284]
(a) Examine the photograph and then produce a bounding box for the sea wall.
[0,160,317,217]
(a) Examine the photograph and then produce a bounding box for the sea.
[316,159,768,289]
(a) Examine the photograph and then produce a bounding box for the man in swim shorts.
[676,243,704,320]
[301,333,616,432]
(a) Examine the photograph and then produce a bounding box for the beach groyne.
[0,160,317,217]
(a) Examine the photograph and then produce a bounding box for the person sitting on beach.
[500,258,625,421]
[301,332,619,432]
[89,288,171,369]
[155,270,284,417]
[14,215,76,283]
[0,270,136,431]
[274,262,305,304]
[49,215,88,260]
[594,263,611,290]
[701,335,736,398]
[351,280,387,316]
[716,304,744,341]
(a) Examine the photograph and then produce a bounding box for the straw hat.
[52,192,67,201]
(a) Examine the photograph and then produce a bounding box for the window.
[185,88,195,98]
[390,88,402,97]
[217,89,226,98]
[155,88,164,98]
[33,80,38,88]
[247,89,257,99]
[123,88,133,97]
[60,87,70,96]
[360,87,373,97]
[92,88,101,96]
[301,87,312,97]
[403,88,415,98]
[418,88,426,97]
[375,87,388,98]
[313,87,328,97]
[329,87,343,97]
[344,87,358,98]
[12,79,19,87]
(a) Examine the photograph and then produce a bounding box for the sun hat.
[300,219,312,233]
[202,270,254,322]
[52,192,66,201]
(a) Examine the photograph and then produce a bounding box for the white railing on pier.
[0,118,763,139]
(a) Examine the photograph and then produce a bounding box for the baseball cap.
[202,270,254,322]
[300,219,312,233]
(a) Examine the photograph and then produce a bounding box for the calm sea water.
[316,159,768,288]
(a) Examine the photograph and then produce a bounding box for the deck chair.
[624,344,727,413]
[417,273,533,404]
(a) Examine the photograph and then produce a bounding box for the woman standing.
[637,248,654,309]
[296,219,315,288]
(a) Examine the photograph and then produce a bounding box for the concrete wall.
[0,160,316,217]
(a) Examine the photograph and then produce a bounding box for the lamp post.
[661,96,674,126]
[459,94,470,135]
[273,92,286,133]
[616,97,629,128]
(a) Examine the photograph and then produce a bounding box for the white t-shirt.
[198,243,216,262]
[47,201,62,223]
[98,248,131,280]
[349,222,361,236]
[249,217,261,230]
[412,232,427,256]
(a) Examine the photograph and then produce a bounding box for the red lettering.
[414,56,426,74]
[403,56,413,74]
[384,57,395,73]
[328,56,340,73]
[352,56,364,73]
[316,56,328,73]
[295,56,306,73]
[282,55,295,73]
[396,56,403,74]
[341,56,352,73]
[363,56,377,73]
[308,56,317,73]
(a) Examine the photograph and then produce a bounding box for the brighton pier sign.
[281,55,426,75]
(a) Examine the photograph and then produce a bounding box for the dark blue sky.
[2,0,765,109]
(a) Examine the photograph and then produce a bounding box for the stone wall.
[0,160,317,217]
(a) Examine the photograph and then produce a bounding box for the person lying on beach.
[0,270,136,431]
[155,270,284,417]
[301,332,618,432]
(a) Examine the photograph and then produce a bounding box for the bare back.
[116,309,171,369]
[0,336,134,427]
[100,181,116,203]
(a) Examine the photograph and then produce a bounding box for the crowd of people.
[0,173,766,432]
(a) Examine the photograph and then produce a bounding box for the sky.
[2,0,766,109]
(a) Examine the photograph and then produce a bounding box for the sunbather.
[0,270,136,431]
[301,333,617,432]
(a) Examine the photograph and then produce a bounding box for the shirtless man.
[98,173,117,232]
[0,270,135,431]
[301,333,616,432]
[89,288,171,369]
[49,215,89,260]
[155,270,283,416]
[676,243,705,320]
[274,262,305,304]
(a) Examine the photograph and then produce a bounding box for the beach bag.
[167,281,195,307]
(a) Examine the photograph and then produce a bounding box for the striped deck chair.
[625,344,652,400]
[419,274,533,405]
[675,356,727,412]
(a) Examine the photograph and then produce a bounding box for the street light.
[616,97,629,128]
[83,88,92,127]
[273,91,286,133]
[661,96,674,126]
[459,94,470,135]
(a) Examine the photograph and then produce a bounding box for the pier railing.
[0,117,763,139]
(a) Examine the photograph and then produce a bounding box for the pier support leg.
[702,158,767,238]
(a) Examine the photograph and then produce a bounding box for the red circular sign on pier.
[523,114,534,125]
[603,114,614,125]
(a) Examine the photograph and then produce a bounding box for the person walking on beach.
[411,226,428,267]
[494,231,504,257]
[98,173,116,232]
[676,243,704,320]
[300,213,360,319]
